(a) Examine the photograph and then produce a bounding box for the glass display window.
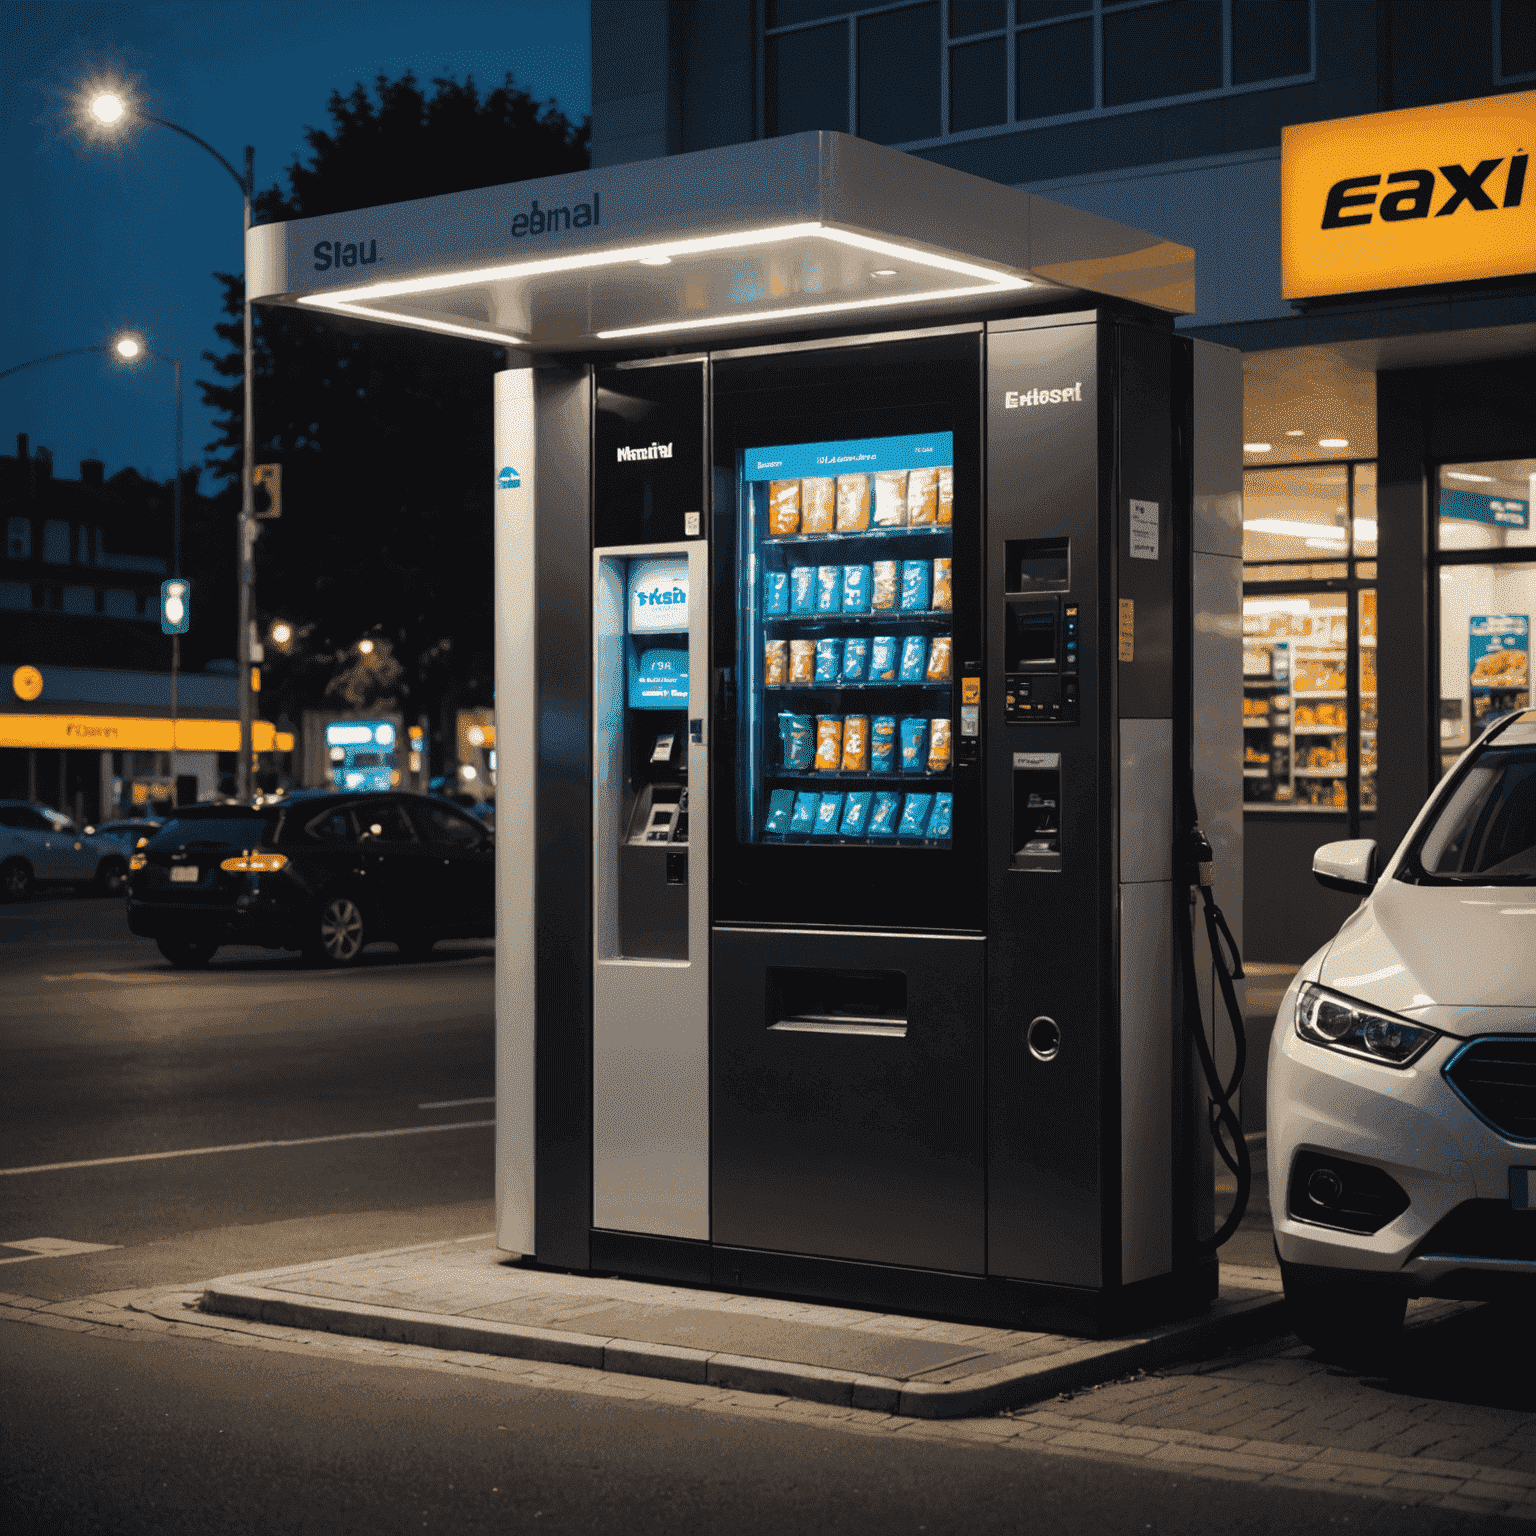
[1438,459,1536,554]
[1242,464,1349,562]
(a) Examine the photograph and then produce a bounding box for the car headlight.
[1294,982,1439,1068]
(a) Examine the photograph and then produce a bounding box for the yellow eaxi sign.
[1282,90,1535,299]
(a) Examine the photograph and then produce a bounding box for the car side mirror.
[1313,838,1378,895]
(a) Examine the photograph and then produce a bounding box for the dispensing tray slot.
[766,967,908,1039]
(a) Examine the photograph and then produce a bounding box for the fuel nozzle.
[1184,825,1215,889]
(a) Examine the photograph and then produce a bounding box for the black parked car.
[126,792,494,968]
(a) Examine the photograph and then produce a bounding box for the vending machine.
[246,130,1241,1334]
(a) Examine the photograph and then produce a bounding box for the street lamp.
[270,622,292,646]
[83,84,258,802]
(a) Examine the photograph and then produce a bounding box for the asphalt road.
[0,891,495,1298]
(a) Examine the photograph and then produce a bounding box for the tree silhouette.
[199,73,589,768]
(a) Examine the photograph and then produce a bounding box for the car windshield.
[148,813,276,850]
[1410,721,1536,883]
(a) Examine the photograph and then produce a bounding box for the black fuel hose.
[1179,825,1251,1253]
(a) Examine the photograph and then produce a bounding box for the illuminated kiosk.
[249,133,1243,1333]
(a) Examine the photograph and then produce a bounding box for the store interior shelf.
[768,683,952,693]
[768,771,952,785]
[1242,767,1271,777]
[1293,724,1347,734]
[1294,689,1347,699]
[767,609,953,624]
[1294,766,1348,777]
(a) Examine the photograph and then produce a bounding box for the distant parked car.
[89,818,164,860]
[1270,709,1536,1360]
[0,801,129,900]
[126,792,494,967]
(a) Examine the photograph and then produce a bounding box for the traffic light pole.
[171,356,181,793]
[237,145,256,804]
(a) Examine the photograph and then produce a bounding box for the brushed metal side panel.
[494,368,537,1256]
[1119,718,1173,885]
[1120,879,1174,1284]
[592,539,710,1240]
[1191,340,1243,560]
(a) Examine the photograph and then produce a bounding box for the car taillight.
[219,852,289,873]
[129,853,147,870]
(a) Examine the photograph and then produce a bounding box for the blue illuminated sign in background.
[1441,487,1529,530]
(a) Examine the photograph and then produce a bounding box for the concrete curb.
[200,1280,1289,1419]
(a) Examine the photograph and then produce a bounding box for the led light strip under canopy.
[297,223,1031,345]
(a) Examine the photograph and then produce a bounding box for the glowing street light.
[112,330,145,361]
[270,622,292,646]
[90,91,127,125]
[358,639,375,655]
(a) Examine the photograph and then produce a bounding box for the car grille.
[1413,1200,1536,1263]
[1444,1037,1536,1144]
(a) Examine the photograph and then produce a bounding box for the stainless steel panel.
[1119,718,1173,885]
[1191,341,1243,560]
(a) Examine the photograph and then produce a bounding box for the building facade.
[591,0,1536,959]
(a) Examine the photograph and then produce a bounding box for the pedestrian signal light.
[160,579,190,635]
[253,463,282,519]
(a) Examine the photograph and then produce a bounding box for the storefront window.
[1242,464,1348,561]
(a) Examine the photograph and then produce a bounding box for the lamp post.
[86,89,257,802]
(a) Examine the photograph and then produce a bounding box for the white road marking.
[417,1096,495,1110]
[0,1120,494,1177]
[0,1236,120,1266]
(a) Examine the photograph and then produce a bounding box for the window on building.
[5,517,30,560]
[762,0,1314,146]
[1243,459,1375,825]
[62,586,95,615]
[0,581,30,611]
[42,519,70,565]
[1435,459,1536,774]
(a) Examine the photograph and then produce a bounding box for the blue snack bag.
[814,638,843,683]
[899,716,928,772]
[869,634,898,683]
[927,792,954,840]
[790,566,816,614]
[870,716,897,772]
[842,564,872,613]
[764,788,797,835]
[839,791,872,836]
[900,559,932,611]
[899,634,928,683]
[816,565,843,613]
[763,570,789,615]
[790,792,820,834]
[813,792,844,835]
[779,712,814,770]
[868,792,903,836]
[898,793,934,838]
[841,636,870,683]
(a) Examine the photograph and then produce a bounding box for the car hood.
[1318,878,1536,1019]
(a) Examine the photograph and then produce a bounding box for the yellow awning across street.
[0,713,295,753]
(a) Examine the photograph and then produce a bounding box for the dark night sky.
[2,0,590,488]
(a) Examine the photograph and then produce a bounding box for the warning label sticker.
[1118,598,1135,662]
[1129,499,1159,561]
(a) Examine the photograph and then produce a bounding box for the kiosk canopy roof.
[248,133,1194,351]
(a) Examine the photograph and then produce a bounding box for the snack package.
[841,636,870,683]
[763,570,789,615]
[932,557,952,612]
[937,466,953,525]
[815,716,843,772]
[813,793,844,836]
[839,791,872,837]
[925,635,952,682]
[840,715,869,772]
[927,792,954,840]
[869,634,899,683]
[928,717,952,772]
[899,634,929,684]
[779,712,814,770]
[898,793,934,838]
[899,716,929,772]
[816,565,843,613]
[842,564,872,613]
[836,474,870,532]
[769,479,801,536]
[790,566,816,614]
[764,788,797,835]
[868,792,903,837]
[871,560,900,610]
[801,476,836,534]
[814,638,843,684]
[900,559,932,612]
[764,638,787,687]
[789,638,816,685]
[790,792,820,835]
[905,466,938,526]
[870,716,897,772]
[872,470,908,528]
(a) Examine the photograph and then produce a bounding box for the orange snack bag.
[815,716,843,772]
[801,477,835,533]
[936,466,953,525]
[789,639,816,685]
[926,635,952,683]
[932,557,952,611]
[871,560,899,610]
[764,638,787,687]
[769,479,801,536]
[840,715,870,772]
[836,474,870,532]
[872,470,908,527]
[927,717,952,772]
[906,467,938,526]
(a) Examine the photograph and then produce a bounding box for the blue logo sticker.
[497,466,521,490]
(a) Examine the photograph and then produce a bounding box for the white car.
[0,800,129,901]
[1270,709,1536,1359]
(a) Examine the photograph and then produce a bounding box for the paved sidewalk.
[196,1234,1287,1419]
